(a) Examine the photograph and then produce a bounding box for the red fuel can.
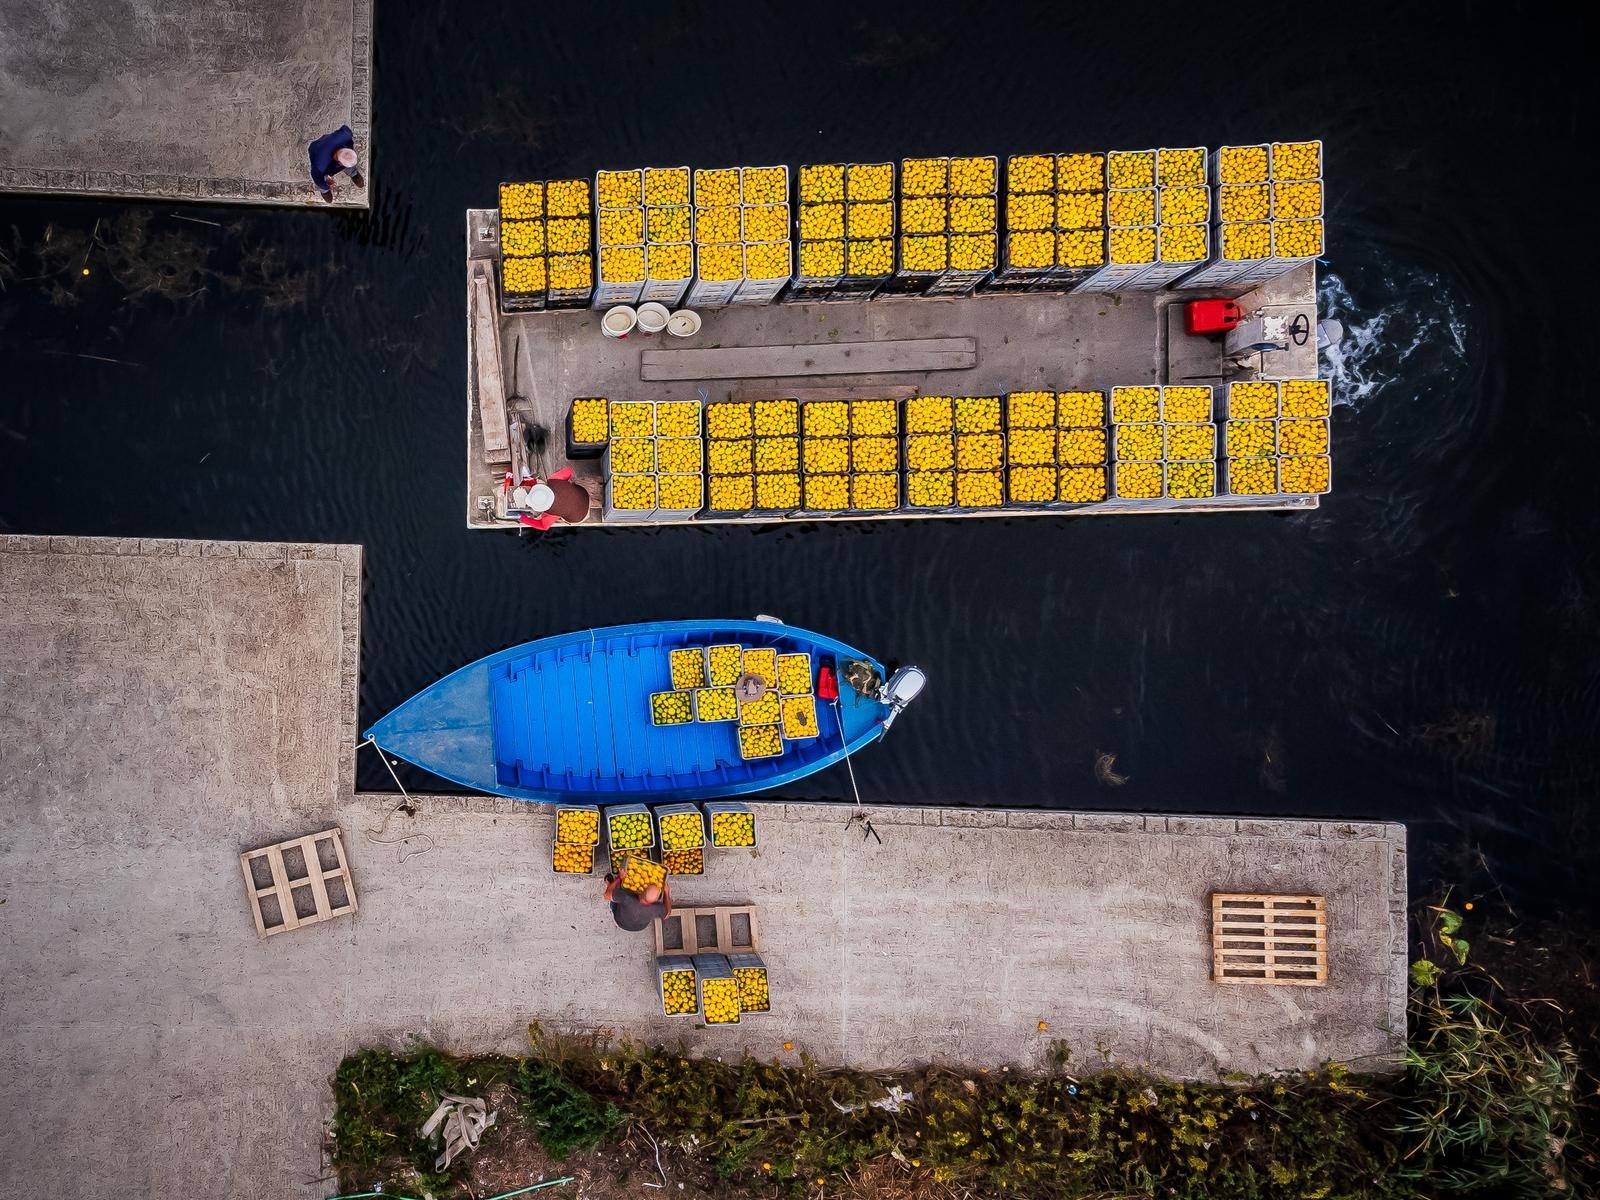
[1184,298,1242,336]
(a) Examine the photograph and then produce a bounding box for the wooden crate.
[653,904,760,957]
[240,828,358,939]
[1211,892,1327,986]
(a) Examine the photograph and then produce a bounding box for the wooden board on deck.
[472,264,511,462]
[1211,892,1327,986]
[640,337,977,381]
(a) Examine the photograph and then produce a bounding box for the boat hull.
[364,620,893,802]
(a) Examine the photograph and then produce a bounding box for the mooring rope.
[358,737,436,863]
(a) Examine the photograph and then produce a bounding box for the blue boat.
[364,618,925,802]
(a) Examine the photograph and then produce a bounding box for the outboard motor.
[877,665,927,730]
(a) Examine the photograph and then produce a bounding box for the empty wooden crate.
[1211,892,1327,985]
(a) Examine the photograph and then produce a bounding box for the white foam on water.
[1318,270,1469,411]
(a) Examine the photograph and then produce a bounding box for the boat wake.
[1318,269,1469,412]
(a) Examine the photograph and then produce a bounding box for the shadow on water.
[0,0,1595,920]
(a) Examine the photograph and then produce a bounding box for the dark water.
[1,3,1595,914]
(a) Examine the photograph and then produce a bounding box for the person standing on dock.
[307,125,364,202]
[604,864,671,932]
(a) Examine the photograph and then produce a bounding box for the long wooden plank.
[641,337,977,382]
[472,265,512,462]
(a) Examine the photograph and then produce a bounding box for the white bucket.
[635,302,671,335]
[601,306,637,338]
[666,309,702,338]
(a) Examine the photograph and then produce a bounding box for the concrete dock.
[0,0,372,207]
[464,210,1321,528]
[0,535,1405,1199]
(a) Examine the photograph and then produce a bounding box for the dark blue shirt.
[308,125,355,188]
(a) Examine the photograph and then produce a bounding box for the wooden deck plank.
[640,337,978,382]
[472,265,511,462]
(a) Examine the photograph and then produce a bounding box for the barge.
[465,145,1329,530]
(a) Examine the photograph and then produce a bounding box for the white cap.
[335,146,358,168]
[511,486,531,508]
[526,484,555,512]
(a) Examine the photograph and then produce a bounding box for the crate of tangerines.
[551,802,600,873]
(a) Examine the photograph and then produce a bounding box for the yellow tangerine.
[1228,381,1279,419]
[648,205,691,243]
[1226,420,1276,458]
[777,653,813,696]
[1161,386,1213,423]
[1008,231,1054,269]
[552,842,593,873]
[799,163,844,202]
[661,967,697,1014]
[954,395,1001,432]
[1108,189,1156,227]
[745,242,791,280]
[901,197,946,234]
[956,433,1003,470]
[608,810,654,849]
[1007,154,1054,193]
[694,168,740,207]
[662,847,705,875]
[644,167,690,206]
[803,400,850,436]
[848,202,893,239]
[852,472,898,511]
[670,647,707,690]
[901,157,947,196]
[1111,386,1160,424]
[707,475,752,512]
[1008,465,1056,503]
[647,243,691,280]
[706,402,752,439]
[1228,456,1278,495]
[1058,391,1105,427]
[1157,147,1206,187]
[655,401,700,438]
[1280,379,1331,418]
[1279,418,1329,456]
[698,243,744,281]
[1166,461,1216,498]
[742,205,789,243]
[501,219,545,256]
[570,398,608,445]
[502,256,546,294]
[1057,192,1104,230]
[950,156,996,196]
[852,436,897,473]
[847,162,893,201]
[949,234,995,271]
[847,238,893,277]
[754,473,799,509]
[1058,153,1105,191]
[696,205,741,243]
[1007,428,1054,466]
[657,474,701,510]
[1007,391,1055,429]
[609,437,654,474]
[804,473,849,510]
[596,169,641,208]
[1165,423,1216,461]
[781,695,820,739]
[1115,423,1163,462]
[1279,456,1331,493]
[905,395,954,433]
[1159,186,1208,225]
[548,254,592,290]
[658,811,705,851]
[499,181,543,219]
[694,686,738,723]
[741,165,786,204]
[955,470,1003,507]
[1008,192,1054,231]
[1108,150,1155,189]
[1220,184,1270,223]
[708,439,752,475]
[546,178,590,216]
[600,245,644,283]
[798,240,845,278]
[907,434,955,471]
[1060,466,1108,502]
[1222,222,1272,261]
[650,690,693,726]
[1116,461,1163,498]
[1271,141,1321,180]
[754,399,799,436]
[906,471,954,507]
[1059,427,1107,466]
[706,645,742,686]
[609,474,655,510]
[555,806,600,844]
[1217,145,1269,184]
[1159,224,1208,263]
[1057,230,1105,268]
[850,400,897,436]
[738,724,783,760]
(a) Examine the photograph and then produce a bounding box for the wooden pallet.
[1211,892,1327,986]
[654,905,760,958]
[239,827,358,939]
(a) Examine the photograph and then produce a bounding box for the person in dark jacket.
[604,864,671,932]
[307,125,364,201]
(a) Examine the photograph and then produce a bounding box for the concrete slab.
[0,0,373,207]
[0,535,1405,1200]
[464,213,1320,528]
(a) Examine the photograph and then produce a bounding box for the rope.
[358,738,436,863]
[327,1175,575,1200]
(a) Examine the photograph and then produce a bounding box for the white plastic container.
[601,305,637,338]
[635,302,670,335]
[667,309,702,337]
